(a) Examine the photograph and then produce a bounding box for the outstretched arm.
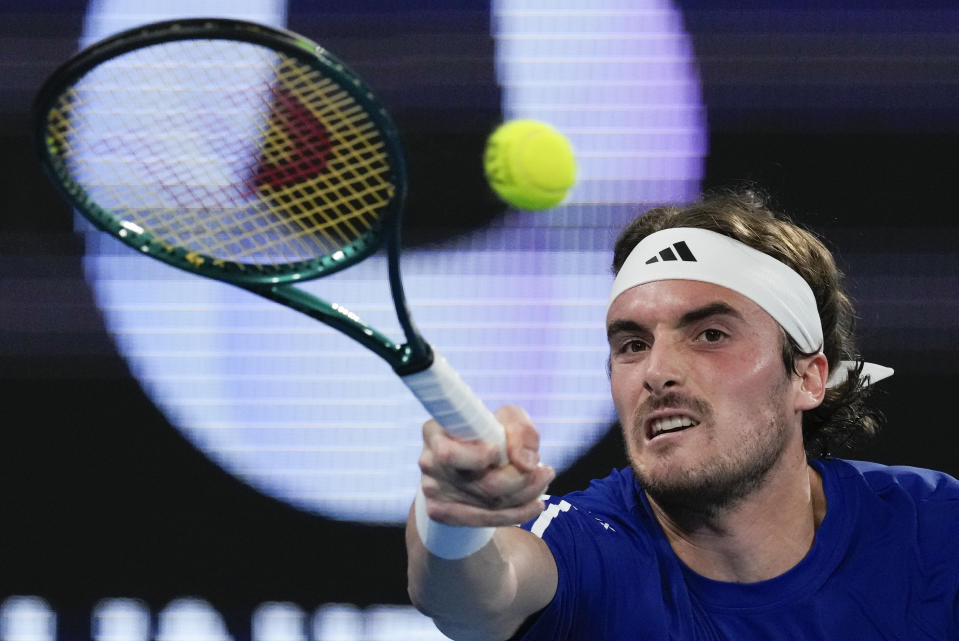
[406,405,558,641]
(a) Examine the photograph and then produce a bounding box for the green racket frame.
[33,18,428,374]
[35,18,508,461]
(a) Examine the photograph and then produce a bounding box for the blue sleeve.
[512,495,585,640]
[512,475,667,640]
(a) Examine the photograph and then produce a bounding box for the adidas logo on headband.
[645,240,697,264]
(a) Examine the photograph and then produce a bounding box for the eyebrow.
[678,301,744,327]
[606,301,744,339]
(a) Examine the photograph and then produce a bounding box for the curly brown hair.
[612,189,882,458]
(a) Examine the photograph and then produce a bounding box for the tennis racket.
[34,17,506,456]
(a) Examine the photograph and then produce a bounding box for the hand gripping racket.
[34,18,506,458]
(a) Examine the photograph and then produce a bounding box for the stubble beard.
[628,383,793,526]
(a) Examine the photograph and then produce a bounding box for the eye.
[617,338,649,354]
[698,328,727,343]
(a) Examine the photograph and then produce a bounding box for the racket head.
[34,18,408,286]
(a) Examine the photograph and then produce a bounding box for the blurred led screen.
[5,1,959,640]
[75,0,705,524]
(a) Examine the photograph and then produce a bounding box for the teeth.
[650,415,696,437]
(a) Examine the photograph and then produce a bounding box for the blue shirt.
[517,458,959,640]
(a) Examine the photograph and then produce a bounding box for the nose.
[643,339,684,395]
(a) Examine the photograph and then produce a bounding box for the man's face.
[606,279,806,514]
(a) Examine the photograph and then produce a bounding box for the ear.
[793,352,828,412]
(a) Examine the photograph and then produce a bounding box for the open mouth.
[647,415,699,440]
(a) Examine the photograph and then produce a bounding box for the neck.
[648,450,827,584]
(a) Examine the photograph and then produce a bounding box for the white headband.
[609,227,893,388]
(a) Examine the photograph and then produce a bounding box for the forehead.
[606,279,777,329]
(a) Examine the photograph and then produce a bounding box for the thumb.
[494,405,542,472]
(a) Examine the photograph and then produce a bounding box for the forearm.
[406,520,513,639]
[407,406,557,640]
[406,507,552,641]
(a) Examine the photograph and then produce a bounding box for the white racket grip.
[402,353,507,460]
[404,354,506,559]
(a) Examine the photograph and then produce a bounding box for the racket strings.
[45,39,395,271]
[242,61,392,254]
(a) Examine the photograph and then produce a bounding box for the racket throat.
[259,284,404,365]
[392,343,435,377]
[384,229,434,375]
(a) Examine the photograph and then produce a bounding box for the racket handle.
[401,352,507,460]
[403,353,508,559]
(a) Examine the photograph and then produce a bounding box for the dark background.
[1,1,957,639]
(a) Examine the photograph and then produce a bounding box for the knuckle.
[432,440,459,468]
[425,501,450,523]
[417,451,433,474]
[479,442,502,467]
[494,404,530,426]
[477,489,505,510]
[422,418,442,437]
[461,484,495,509]
[419,480,441,500]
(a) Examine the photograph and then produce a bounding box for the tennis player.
[406,191,959,640]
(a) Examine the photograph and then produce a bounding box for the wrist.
[414,485,495,560]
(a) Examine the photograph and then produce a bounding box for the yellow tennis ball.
[483,120,577,211]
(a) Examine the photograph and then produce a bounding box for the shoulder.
[536,467,639,524]
[821,458,959,570]
[513,469,671,639]
[523,467,652,546]
[560,466,639,509]
[825,459,959,630]
[827,458,959,503]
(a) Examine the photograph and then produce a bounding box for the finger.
[424,495,548,528]
[421,419,502,473]
[495,405,542,473]
[462,463,555,508]
[422,462,555,512]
